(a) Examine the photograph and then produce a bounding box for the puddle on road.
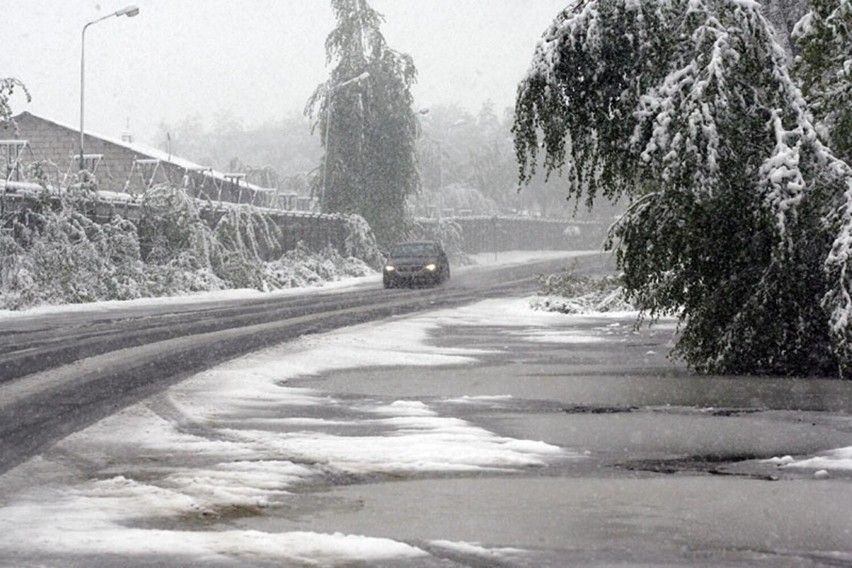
[243,475,852,567]
[481,408,852,471]
[618,453,773,477]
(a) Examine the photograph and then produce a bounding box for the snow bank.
[765,447,852,473]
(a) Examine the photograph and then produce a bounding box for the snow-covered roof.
[13,112,274,194]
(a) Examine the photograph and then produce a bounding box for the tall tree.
[513,0,852,376]
[306,0,420,245]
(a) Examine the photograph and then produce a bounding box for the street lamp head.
[356,71,370,82]
[80,3,141,170]
[116,5,140,17]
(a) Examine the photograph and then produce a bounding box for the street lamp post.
[80,5,140,170]
[320,71,369,212]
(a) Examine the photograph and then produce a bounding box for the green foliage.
[306,0,421,245]
[513,0,852,376]
[794,0,852,165]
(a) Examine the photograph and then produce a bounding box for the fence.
[0,184,348,260]
[1,184,608,257]
[416,215,609,253]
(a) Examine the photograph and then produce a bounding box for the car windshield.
[390,243,437,257]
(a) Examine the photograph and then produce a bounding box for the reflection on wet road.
[284,309,852,566]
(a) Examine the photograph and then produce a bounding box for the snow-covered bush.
[0,202,147,308]
[342,214,384,269]
[210,205,282,290]
[531,267,632,314]
[514,0,852,376]
[0,181,380,309]
[263,244,373,289]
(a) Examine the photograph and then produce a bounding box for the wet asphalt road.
[275,313,852,567]
[1,251,851,567]
[0,253,608,474]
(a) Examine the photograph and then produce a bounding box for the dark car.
[383,241,450,288]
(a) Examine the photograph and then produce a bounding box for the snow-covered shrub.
[531,267,632,314]
[342,214,384,269]
[145,251,226,297]
[0,178,380,309]
[137,183,218,266]
[514,0,852,376]
[0,202,147,307]
[0,227,35,309]
[210,205,282,290]
[263,244,373,289]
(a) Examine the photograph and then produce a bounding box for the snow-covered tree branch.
[513,0,852,376]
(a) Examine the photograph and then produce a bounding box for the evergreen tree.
[306,0,420,245]
[513,0,852,376]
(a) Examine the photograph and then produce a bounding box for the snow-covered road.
[0,252,850,566]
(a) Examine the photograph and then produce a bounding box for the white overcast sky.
[2,0,569,144]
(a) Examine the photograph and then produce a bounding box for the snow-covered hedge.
[0,183,378,310]
[530,268,633,314]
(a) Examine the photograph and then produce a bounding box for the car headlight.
[424,263,437,272]
[384,265,395,272]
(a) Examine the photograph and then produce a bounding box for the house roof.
[12,112,274,193]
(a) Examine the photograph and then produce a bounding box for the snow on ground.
[764,447,852,473]
[0,272,381,322]
[0,249,589,322]
[1,248,849,565]
[0,276,594,566]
